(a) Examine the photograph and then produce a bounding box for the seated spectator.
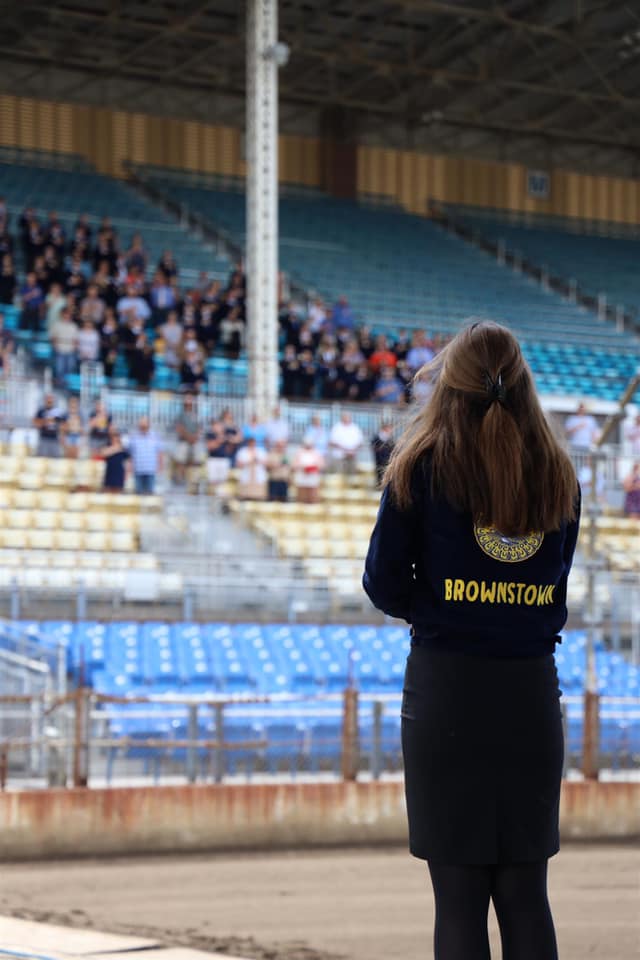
[0,254,16,305]
[0,312,15,371]
[71,212,92,255]
[33,393,66,458]
[236,437,267,500]
[393,329,411,362]
[61,396,85,459]
[80,284,106,326]
[128,416,163,494]
[281,345,301,398]
[308,297,327,334]
[172,393,205,484]
[45,210,66,256]
[93,260,118,308]
[180,356,206,392]
[357,325,375,359]
[371,421,395,487]
[406,330,435,374]
[316,336,339,400]
[64,252,89,302]
[266,440,290,502]
[43,245,65,289]
[298,349,317,399]
[374,365,405,404]
[88,399,112,451]
[25,217,44,271]
[220,408,243,462]
[329,412,363,474]
[181,328,206,367]
[159,310,183,369]
[293,437,324,504]
[20,271,45,332]
[117,283,151,325]
[102,427,130,493]
[50,307,79,386]
[205,416,232,498]
[623,462,640,518]
[77,319,100,364]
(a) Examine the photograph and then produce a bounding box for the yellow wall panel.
[18,98,36,149]
[55,102,74,154]
[111,111,128,178]
[36,101,55,152]
[0,95,18,146]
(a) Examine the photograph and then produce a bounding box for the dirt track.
[0,844,638,960]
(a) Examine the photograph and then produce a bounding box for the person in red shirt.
[368,334,397,374]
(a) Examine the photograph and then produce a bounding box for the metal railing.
[0,687,637,790]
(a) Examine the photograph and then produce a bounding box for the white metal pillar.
[246,0,280,419]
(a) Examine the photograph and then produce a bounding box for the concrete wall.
[0,781,638,860]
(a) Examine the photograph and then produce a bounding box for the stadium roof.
[2,1,640,173]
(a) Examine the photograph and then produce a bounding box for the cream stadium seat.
[12,489,37,509]
[85,513,112,532]
[83,531,112,552]
[28,530,56,550]
[32,510,58,530]
[0,488,12,508]
[110,531,137,552]
[7,508,31,529]
[60,512,85,531]
[67,492,89,511]
[38,490,65,511]
[57,530,84,551]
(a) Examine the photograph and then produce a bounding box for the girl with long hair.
[364,321,580,960]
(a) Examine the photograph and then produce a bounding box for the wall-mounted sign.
[527,169,550,200]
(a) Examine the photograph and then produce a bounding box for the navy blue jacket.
[363,461,580,657]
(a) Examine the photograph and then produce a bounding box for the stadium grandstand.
[0,0,637,811]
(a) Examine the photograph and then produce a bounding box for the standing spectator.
[219,305,244,359]
[266,440,290,502]
[128,416,164,494]
[125,233,148,275]
[20,271,45,332]
[624,414,640,458]
[117,284,151,325]
[369,335,398,374]
[329,412,364,474]
[77,320,100,364]
[348,363,375,402]
[235,437,267,500]
[205,416,232,499]
[242,413,267,448]
[304,414,328,457]
[265,406,289,450]
[99,309,120,378]
[371,421,395,487]
[149,270,176,326]
[405,330,435,375]
[374,365,406,404]
[393,329,411,362]
[293,437,324,504]
[565,402,599,449]
[158,249,178,280]
[102,427,130,493]
[88,399,112,451]
[0,254,16,305]
[61,396,85,459]
[80,284,106,326]
[45,282,67,334]
[50,307,79,386]
[331,295,355,331]
[0,312,15,371]
[159,310,183,369]
[172,393,205,484]
[280,344,301,398]
[33,394,65,458]
[623,462,640,518]
[220,407,243,462]
[129,332,155,390]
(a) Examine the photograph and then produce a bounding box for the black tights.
[427,860,558,960]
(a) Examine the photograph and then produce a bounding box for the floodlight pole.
[246,0,280,420]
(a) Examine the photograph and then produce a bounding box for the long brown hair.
[385,321,577,535]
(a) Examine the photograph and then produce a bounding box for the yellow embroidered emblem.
[474,525,544,563]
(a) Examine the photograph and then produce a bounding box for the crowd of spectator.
[0,198,453,406]
[30,391,398,501]
[279,298,447,404]
[0,200,248,390]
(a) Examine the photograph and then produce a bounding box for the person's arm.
[362,484,419,621]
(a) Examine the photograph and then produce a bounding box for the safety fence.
[0,687,637,790]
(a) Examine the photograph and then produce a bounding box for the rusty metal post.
[341,686,359,781]
[213,702,225,784]
[187,703,199,784]
[583,690,600,780]
[371,700,383,780]
[73,687,90,788]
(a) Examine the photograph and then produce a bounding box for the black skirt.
[401,643,564,865]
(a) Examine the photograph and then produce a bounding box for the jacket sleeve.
[362,485,418,622]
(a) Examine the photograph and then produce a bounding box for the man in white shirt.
[565,403,599,449]
[329,412,364,474]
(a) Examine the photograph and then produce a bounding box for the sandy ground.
[0,844,638,960]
